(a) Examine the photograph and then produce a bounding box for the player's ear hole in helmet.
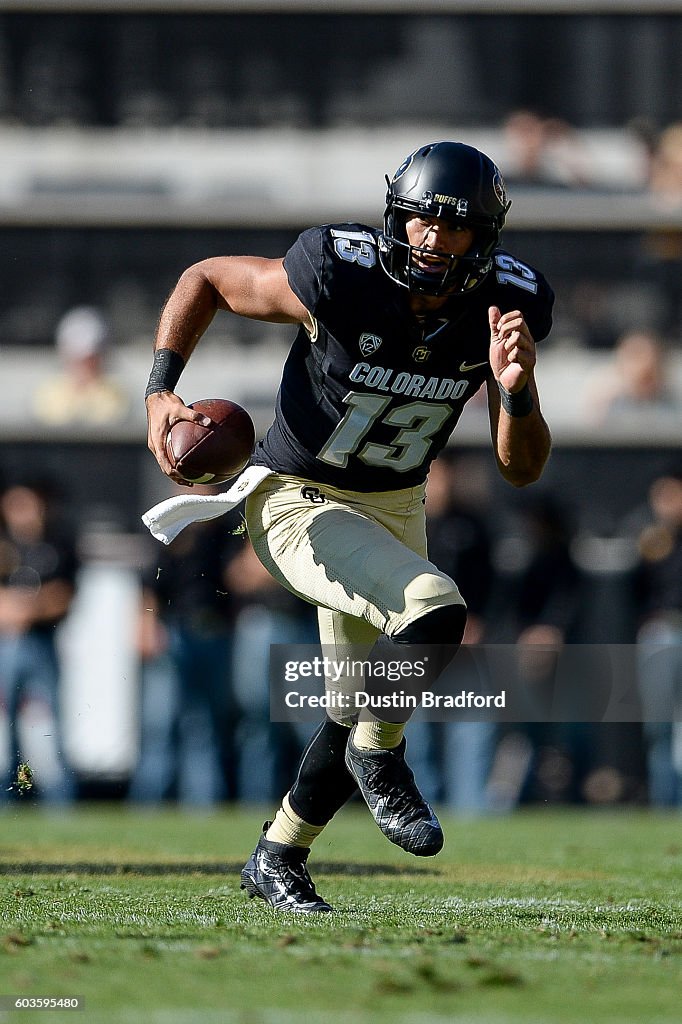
[379,141,511,297]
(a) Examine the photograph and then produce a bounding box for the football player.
[145,141,554,912]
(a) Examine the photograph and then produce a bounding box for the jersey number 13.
[318,392,451,473]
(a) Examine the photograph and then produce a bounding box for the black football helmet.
[378,141,511,296]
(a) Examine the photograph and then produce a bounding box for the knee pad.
[389,604,467,689]
[393,603,467,647]
[395,572,465,634]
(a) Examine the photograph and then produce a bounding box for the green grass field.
[1,804,681,1024]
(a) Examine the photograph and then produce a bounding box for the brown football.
[166,398,255,485]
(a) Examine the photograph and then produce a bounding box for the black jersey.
[251,223,554,491]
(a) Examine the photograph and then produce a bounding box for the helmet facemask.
[379,203,499,298]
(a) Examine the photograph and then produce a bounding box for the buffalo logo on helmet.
[492,167,507,207]
[392,150,416,182]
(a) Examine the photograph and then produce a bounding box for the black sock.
[289,718,358,826]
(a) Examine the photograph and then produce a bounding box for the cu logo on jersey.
[301,486,326,504]
[412,346,431,363]
[359,332,383,356]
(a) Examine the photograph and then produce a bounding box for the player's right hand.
[145,390,212,482]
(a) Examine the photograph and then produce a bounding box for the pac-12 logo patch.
[359,332,383,356]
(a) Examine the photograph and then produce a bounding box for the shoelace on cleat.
[358,757,429,821]
[263,853,322,901]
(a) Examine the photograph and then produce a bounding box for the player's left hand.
[488,306,537,394]
[146,390,212,484]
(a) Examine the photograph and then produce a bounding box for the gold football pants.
[246,474,465,719]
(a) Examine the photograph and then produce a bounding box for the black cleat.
[345,729,444,857]
[240,823,333,913]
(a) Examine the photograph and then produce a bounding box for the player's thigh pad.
[246,475,465,636]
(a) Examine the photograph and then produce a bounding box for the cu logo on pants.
[301,486,327,504]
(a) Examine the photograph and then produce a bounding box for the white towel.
[142,464,274,545]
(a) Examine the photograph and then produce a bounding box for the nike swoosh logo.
[459,360,488,372]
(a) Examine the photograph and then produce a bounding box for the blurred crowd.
[0,470,318,809]
[1,450,681,813]
[4,108,682,354]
